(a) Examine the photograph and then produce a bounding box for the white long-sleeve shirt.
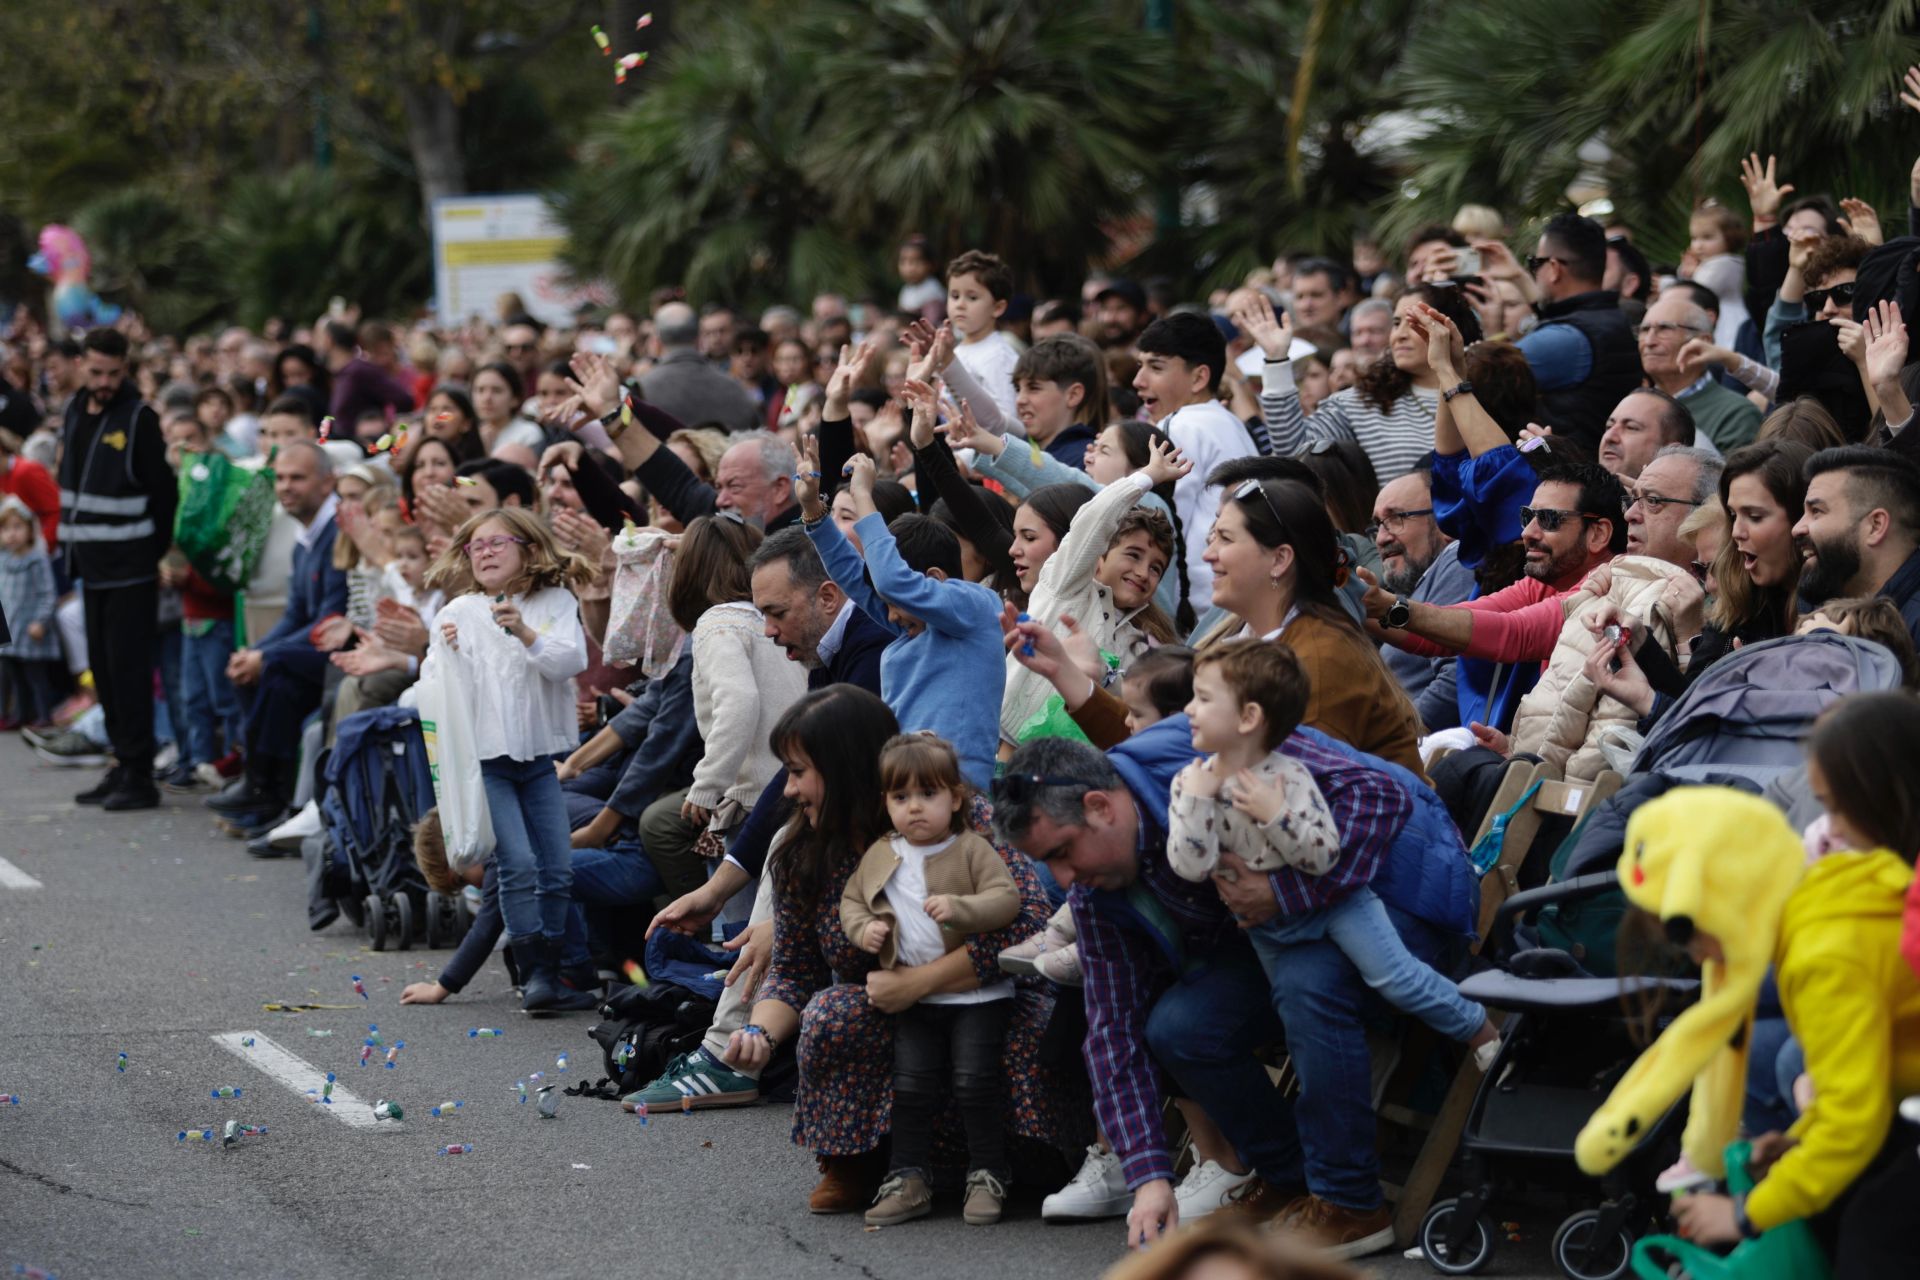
[426,586,587,761]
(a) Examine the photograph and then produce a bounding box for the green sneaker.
[619,1048,760,1112]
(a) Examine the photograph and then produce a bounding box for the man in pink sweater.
[1361,462,1626,670]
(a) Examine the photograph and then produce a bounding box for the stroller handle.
[1492,870,1621,933]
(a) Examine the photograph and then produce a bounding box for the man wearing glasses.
[1513,213,1644,452]
[1360,462,1625,682]
[1370,471,1474,730]
[1636,293,1761,452]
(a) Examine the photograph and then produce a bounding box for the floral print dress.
[756,795,1061,1157]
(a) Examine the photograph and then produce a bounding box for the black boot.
[545,943,599,1012]
[76,764,126,805]
[515,935,560,1012]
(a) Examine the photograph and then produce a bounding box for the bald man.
[209,440,348,837]
[639,301,761,432]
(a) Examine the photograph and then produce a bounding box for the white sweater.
[1158,399,1257,613]
[686,602,808,819]
[427,586,587,762]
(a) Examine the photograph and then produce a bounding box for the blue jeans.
[1254,888,1485,1044]
[178,622,241,768]
[566,840,664,962]
[154,620,183,750]
[1149,903,1453,1211]
[481,755,574,941]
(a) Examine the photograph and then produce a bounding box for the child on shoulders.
[1168,640,1499,1067]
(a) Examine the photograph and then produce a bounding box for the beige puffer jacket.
[1510,556,1691,782]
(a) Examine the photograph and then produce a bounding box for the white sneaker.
[268,800,322,850]
[1174,1158,1255,1220]
[1041,1145,1130,1221]
[1473,1035,1502,1072]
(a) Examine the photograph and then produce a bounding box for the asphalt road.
[0,732,1568,1279]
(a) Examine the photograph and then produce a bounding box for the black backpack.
[567,982,716,1101]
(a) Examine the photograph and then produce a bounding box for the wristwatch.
[1384,596,1412,629]
[1441,380,1474,402]
[1733,1194,1761,1241]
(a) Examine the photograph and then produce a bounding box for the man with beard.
[1370,470,1474,729]
[1093,279,1150,350]
[1793,446,1920,646]
[1360,463,1625,743]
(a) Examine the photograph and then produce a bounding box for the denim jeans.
[566,840,665,964]
[154,620,183,750]
[176,621,240,767]
[890,997,1012,1181]
[1254,887,1485,1044]
[1149,903,1453,1212]
[480,755,574,941]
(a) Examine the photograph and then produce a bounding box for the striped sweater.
[1259,357,1437,482]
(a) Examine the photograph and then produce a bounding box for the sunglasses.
[991,773,1085,806]
[1518,505,1600,532]
[1233,478,1290,532]
[1803,281,1858,312]
[463,534,529,557]
[1525,255,1565,274]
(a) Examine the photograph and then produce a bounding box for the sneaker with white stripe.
[620,1048,759,1112]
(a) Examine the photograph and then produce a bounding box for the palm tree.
[796,0,1174,294]
[1387,0,1920,263]
[553,8,876,308]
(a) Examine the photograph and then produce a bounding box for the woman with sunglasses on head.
[1584,438,1814,728]
[1191,466,1426,777]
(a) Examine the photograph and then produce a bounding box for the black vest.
[1534,291,1643,451]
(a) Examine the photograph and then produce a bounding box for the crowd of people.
[5,127,1920,1277]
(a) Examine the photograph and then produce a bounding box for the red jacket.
[1,455,59,549]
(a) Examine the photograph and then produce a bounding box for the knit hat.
[1574,788,1805,1178]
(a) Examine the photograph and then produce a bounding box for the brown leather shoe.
[1274,1194,1395,1261]
[809,1150,886,1214]
[1220,1177,1310,1224]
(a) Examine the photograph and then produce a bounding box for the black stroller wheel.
[424,891,447,948]
[365,893,388,951]
[1551,1210,1633,1280]
[391,892,414,950]
[453,891,475,934]
[1420,1198,1495,1275]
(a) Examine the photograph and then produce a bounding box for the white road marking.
[212,1031,402,1130]
[0,856,43,889]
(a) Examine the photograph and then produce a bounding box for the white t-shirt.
[882,833,1013,1005]
[1158,398,1258,613]
[953,331,1021,424]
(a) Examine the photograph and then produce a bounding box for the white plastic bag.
[417,645,494,867]
[602,526,686,677]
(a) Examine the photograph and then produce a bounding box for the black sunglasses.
[992,773,1085,806]
[1518,505,1600,532]
[1803,281,1858,312]
[1525,255,1565,274]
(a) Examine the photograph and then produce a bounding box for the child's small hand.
[859,920,891,953]
[1139,436,1193,489]
[490,596,528,642]
[844,451,878,501]
[1183,758,1224,800]
[1228,768,1287,825]
[400,981,449,1004]
[924,895,954,924]
[439,620,459,652]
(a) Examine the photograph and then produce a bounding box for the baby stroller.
[1421,634,1903,1277]
[1420,873,1696,1279]
[318,706,465,951]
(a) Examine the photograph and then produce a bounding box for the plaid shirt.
[1076,734,1412,1191]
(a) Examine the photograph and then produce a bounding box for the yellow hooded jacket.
[1573,788,1920,1233]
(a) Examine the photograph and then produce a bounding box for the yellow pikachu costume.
[1575,788,1920,1232]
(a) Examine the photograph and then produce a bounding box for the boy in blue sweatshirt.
[796,419,1004,791]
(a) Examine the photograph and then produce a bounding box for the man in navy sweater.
[616,526,890,1113]
[208,442,347,834]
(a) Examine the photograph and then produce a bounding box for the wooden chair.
[1383,761,1624,1247]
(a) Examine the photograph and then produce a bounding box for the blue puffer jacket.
[1107,713,1202,831]
[1295,726,1477,939]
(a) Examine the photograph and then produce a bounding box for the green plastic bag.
[1012,648,1121,746]
[1629,1141,1832,1280]
[175,451,276,592]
